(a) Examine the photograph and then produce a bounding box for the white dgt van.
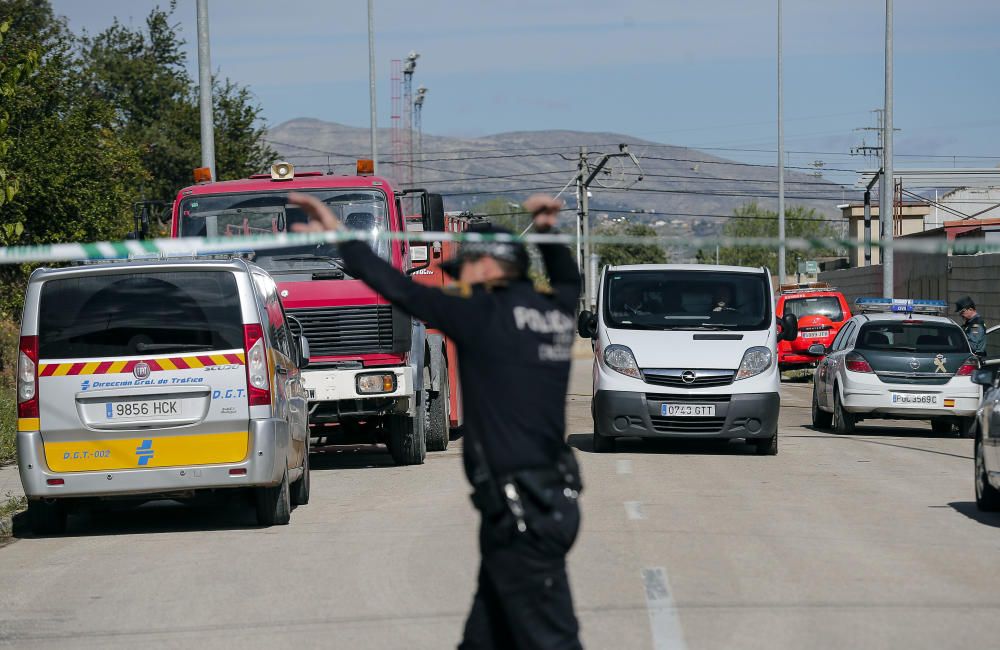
[17,259,311,534]
[578,264,797,455]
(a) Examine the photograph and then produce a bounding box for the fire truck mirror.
[424,194,445,232]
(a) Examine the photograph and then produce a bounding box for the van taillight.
[243,324,271,407]
[17,335,38,418]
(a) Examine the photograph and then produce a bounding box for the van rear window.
[39,271,244,359]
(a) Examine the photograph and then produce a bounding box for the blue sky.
[52,1,1000,182]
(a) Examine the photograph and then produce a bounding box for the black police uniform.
[339,235,584,650]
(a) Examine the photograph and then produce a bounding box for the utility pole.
[413,86,427,186]
[777,0,786,285]
[367,0,378,173]
[575,147,586,273]
[881,0,894,297]
[196,0,215,180]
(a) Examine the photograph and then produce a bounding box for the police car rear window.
[855,322,969,353]
[38,271,244,359]
[783,296,843,322]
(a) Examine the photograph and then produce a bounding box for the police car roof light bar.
[855,297,948,315]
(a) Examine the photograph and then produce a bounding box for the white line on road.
[642,567,687,650]
[624,500,645,520]
[617,459,633,475]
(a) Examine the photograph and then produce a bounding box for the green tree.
[699,202,838,272]
[594,221,667,267]
[0,0,145,313]
[470,197,530,232]
[80,2,276,200]
[0,18,39,210]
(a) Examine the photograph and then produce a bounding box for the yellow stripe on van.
[52,364,72,377]
[210,354,230,365]
[158,358,177,371]
[80,362,101,375]
[44,432,250,473]
[18,418,40,432]
[108,360,128,374]
[185,357,204,369]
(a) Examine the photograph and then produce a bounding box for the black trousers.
[459,490,582,650]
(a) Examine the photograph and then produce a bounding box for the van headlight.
[735,346,773,380]
[604,344,642,379]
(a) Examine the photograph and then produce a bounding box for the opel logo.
[681,370,697,384]
[133,362,151,380]
[908,359,920,370]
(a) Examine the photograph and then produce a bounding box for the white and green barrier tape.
[0,230,995,265]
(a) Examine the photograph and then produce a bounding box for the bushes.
[0,316,16,466]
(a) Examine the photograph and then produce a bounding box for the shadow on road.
[567,433,763,456]
[948,501,1000,528]
[310,444,398,471]
[12,494,266,539]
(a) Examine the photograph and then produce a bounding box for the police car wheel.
[811,384,833,429]
[426,365,450,452]
[291,446,310,507]
[592,431,615,453]
[833,389,855,435]
[27,499,67,536]
[975,437,1000,511]
[255,468,291,526]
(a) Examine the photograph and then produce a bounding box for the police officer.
[956,296,987,356]
[289,192,584,650]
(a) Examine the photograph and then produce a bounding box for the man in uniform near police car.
[956,296,987,357]
[289,192,584,650]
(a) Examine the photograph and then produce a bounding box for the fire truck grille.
[285,305,394,357]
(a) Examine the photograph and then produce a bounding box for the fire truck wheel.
[255,468,291,526]
[426,364,450,452]
[388,394,428,466]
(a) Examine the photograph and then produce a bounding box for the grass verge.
[0,491,26,538]
[0,387,14,466]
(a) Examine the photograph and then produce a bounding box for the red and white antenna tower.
[390,59,402,182]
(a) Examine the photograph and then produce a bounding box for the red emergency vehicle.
[775,283,852,370]
[164,161,453,465]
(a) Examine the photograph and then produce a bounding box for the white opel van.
[578,264,797,455]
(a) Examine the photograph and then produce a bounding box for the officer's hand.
[288,192,342,232]
[523,194,563,233]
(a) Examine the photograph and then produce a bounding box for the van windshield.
[177,189,390,272]
[603,269,771,331]
[39,270,244,359]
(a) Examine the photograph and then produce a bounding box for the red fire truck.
[164,161,452,464]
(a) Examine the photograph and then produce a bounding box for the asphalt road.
[2,360,999,649]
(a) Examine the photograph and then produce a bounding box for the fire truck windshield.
[178,189,390,271]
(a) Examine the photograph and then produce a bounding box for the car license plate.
[105,400,180,419]
[801,331,827,339]
[890,393,938,406]
[661,404,716,417]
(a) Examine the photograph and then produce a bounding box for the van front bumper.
[594,390,780,440]
[16,419,289,500]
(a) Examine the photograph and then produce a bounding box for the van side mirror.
[779,313,798,342]
[578,310,597,339]
[297,336,311,369]
[972,366,997,387]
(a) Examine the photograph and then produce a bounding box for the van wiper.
[670,325,735,331]
[135,343,214,352]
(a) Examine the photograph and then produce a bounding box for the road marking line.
[642,567,687,650]
[624,500,645,520]
[617,459,633,475]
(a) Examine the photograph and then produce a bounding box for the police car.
[810,298,980,436]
